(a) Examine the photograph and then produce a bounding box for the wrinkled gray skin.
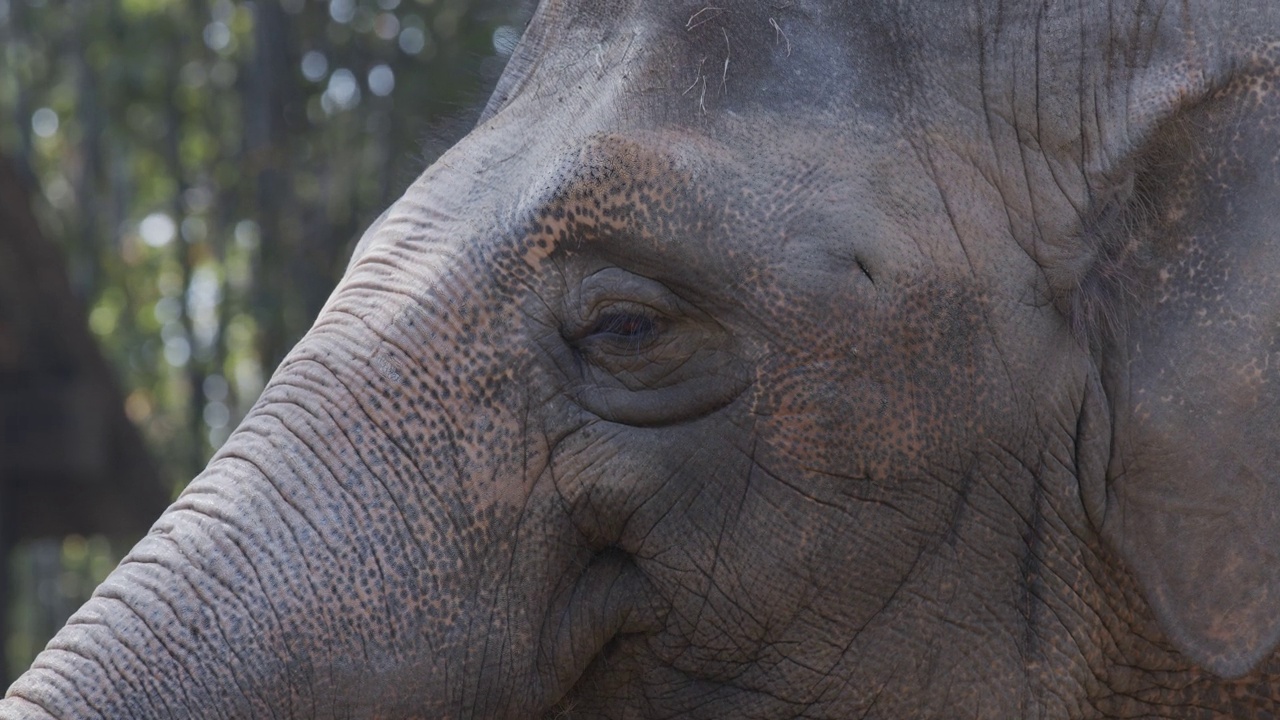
[7,1,1280,717]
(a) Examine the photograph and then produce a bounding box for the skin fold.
[6,0,1280,717]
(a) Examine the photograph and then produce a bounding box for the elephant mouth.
[536,547,661,718]
[541,632,648,719]
[540,630,640,712]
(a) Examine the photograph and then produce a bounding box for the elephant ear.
[1096,57,1280,679]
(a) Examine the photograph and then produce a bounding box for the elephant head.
[8,1,1280,717]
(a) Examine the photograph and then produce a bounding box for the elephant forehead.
[499,126,961,286]
[490,0,910,123]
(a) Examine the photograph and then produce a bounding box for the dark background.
[0,0,523,683]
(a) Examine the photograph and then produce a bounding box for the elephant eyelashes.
[576,310,663,356]
[590,312,657,341]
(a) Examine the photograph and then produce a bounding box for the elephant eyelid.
[590,312,657,338]
[565,306,666,358]
[565,270,687,357]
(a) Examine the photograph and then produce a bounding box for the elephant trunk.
[1,427,370,717]
[1,307,656,718]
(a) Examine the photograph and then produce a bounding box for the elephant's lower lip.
[540,631,649,719]
[535,548,662,715]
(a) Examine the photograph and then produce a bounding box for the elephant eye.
[589,312,657,340]
[566,307,666,360]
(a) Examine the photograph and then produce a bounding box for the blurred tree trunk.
[0,464,9,685]
[5,1,33,172]
[70,0,104,301]
[245,0,295,373]
[161,18,204,479]
[0,152,168,682]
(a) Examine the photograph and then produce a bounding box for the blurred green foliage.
[1,0,521,491]
[1,0,523,678]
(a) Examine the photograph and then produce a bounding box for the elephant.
[8,0,1280,716]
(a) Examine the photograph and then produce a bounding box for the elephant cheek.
[752,279,988,483]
